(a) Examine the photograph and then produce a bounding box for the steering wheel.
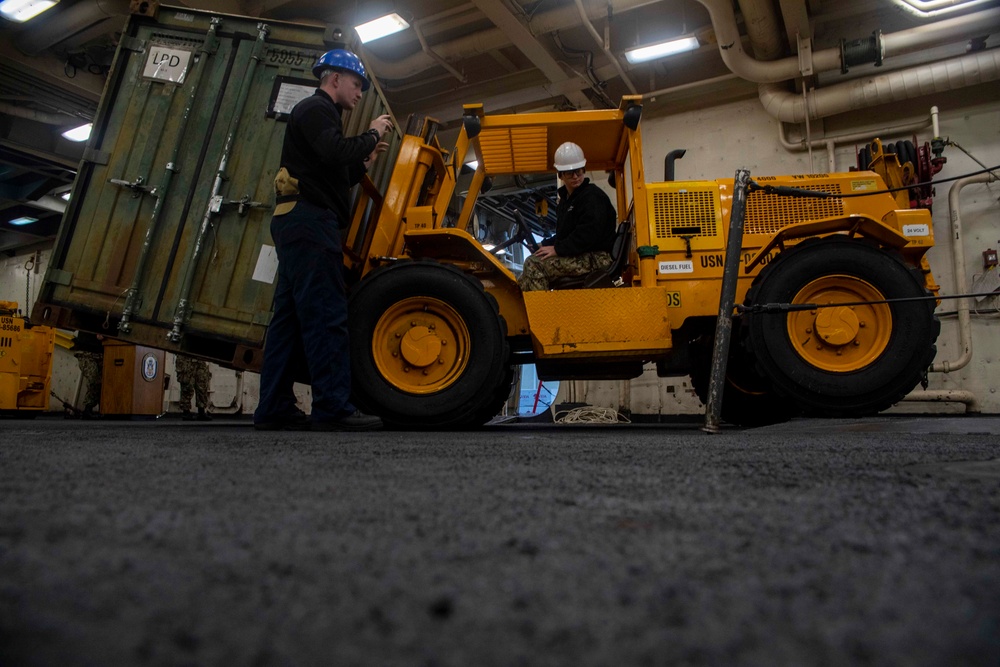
[488,210,540,255]
[510,210,539,254]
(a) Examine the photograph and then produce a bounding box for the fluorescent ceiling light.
[9,216,38,226]
[465,160,479,170]
[890,0,994,17]
[0,0,57,22]
[624,36,700,64]
[355,13,409,43]
[60,191,72,201]
[61,123,92,142]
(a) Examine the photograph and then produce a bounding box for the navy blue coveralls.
[254,89,378,425]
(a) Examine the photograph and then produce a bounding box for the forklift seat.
[550,218,634,290]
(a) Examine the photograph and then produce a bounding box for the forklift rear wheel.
[744,236,939,417]
[349,261,512,428]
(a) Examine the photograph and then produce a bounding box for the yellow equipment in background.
[0,301,55,414]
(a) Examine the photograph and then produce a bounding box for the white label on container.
[174,12,195,21]
[659,260,694,274]
[252,244,279,284]
[903,224,930,237]
[143,46,192,84]
[273,83,316,115]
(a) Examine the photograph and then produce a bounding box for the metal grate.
[651,189,718,242]
[746,184,844,235]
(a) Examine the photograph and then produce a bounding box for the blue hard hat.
[312,49,371,91]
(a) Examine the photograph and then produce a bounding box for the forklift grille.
[746,184,845,235]
[650,189,719,242]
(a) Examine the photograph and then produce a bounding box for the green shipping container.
[32,7,398,371]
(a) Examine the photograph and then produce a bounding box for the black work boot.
[182,409,195,421]
[310,410,383,431]
[196,407,212,421]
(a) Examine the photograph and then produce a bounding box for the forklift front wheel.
[349,261,511,428]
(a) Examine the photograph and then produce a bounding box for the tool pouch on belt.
[274,167,300,215]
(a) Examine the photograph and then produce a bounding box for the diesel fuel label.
[659,260,694,274]
[851,179,878,191]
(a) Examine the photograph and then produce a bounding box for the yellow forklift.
[341,96,939,428]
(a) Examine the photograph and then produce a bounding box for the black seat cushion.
[549,219,633,290]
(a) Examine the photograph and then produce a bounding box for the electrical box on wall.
[984,248,998,269]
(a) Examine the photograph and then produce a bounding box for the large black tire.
[743,236,939,417]
[689,330,799,427]
[349,261,512,429]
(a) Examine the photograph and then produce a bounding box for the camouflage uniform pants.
[74,351,102,411]
[175,356,211,410]
[517,251,613,292]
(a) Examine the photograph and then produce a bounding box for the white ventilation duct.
[700,0,1000,122]
[695,0,1000,83]
[758,49,1000,122]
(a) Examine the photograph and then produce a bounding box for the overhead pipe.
[778,117,932,153]
[758,49,1000,123]
[778,115,932,173]
[694,0,1000,84]
[738,0,785,60]
[748,3,1000,121]
[695,0,839,83]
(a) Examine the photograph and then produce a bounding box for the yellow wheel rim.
[787,275,892,372]
[372,296,470,395]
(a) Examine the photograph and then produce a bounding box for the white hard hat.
[553,142,586,171]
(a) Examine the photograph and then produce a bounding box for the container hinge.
[82,147,110,165]
[47,268,73,286]
[109,176,158,198]
[119,35,146,53]
[209,194,268,216]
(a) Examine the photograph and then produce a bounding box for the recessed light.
[61,123,93,142]
[0,0,58,22]
[355,13,409,44]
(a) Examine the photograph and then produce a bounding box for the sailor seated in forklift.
[516,142,617,291]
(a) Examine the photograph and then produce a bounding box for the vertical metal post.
[703,168,751,434]
[119,18,221,334]
[168,23,269,342]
